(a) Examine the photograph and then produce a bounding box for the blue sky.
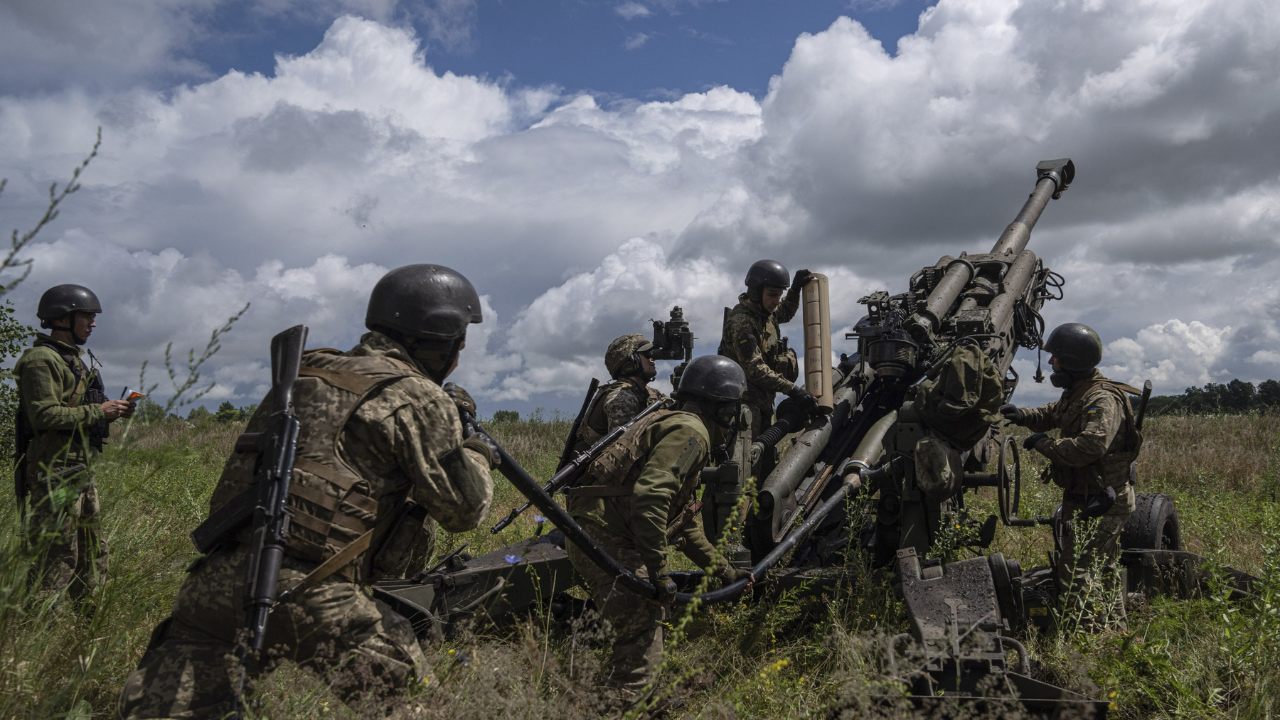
[188,1,934,101]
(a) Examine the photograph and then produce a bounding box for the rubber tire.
[1120,492,1182,551]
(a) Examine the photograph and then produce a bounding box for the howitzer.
[489,397,671,534]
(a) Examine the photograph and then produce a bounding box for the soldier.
[15,284,134,599]
[118,265,497,718]
[571,333,666,452]
[1000,323,1142,612]
[718,260,819,475]
[566,355,754,705]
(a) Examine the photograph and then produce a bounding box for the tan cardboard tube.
[802,273,833,410]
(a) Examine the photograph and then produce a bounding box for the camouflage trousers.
[118,547,426,719]
[26,465,108,599]
[567,523,666,702]
[1057,485,1134,628]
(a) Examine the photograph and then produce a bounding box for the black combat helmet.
[744,260,790,300]
[37,284,102,329]
[366,264,482,344]
[1043,322,1103,373]
[676,355,747,402]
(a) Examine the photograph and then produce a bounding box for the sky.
[1,0,1278,417]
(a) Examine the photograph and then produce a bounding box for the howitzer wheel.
[997,436,1022,525]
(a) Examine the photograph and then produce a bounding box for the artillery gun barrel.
[986,249,1038,336]
[990,158,1075,256]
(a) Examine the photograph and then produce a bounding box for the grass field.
[1,412,1278,719]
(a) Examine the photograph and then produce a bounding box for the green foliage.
[186,405,211,423]
[492,409,519,423]
[0,298,35,464]
[1149,378,1280,415]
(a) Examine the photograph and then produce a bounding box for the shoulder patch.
[671,436,703,477]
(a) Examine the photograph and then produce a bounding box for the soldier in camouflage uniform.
[1001,323,1142,607]
[118,265,497,719]
[566,355,753,704]
[15,284,134,599]
[571,333,666,453]
[718,260,819,476]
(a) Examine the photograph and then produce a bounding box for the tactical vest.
[569,409,706,541]
[218,349,418,581]
[573,378,665,452]
[15,342,107,475]
[718,303,798,404]
[1050,378,1144,495]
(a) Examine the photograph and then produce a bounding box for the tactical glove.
[792,269,814,288]
[442,382,478,417]
[462,432,501,470]
[786,385,819,415]
[1023,432,1049,452]
[716,565,754,586]
[999,404,1025,425]
[653,573,678,605]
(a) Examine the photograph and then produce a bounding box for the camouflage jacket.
[1022,371,1142,496]
[209,332,493,580]
[718,293,800,409]
[14,334,107,469]
[568,409,718,578]
[572,377,666,452]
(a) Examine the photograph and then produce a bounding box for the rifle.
[555,378,599,472]
[210,325,307,718]
[489,397,671,534]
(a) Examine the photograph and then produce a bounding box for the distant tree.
[1258,379,1280,409]
[187,405,212,423]
[239,403,259,419]
[0,299,35,462]
[213,401,241,423]
[135,397,167,424]
[493,410,519,423]
[1223,379,1256,412]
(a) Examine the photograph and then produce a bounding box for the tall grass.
[1,413,1279,718]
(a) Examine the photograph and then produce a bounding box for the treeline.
[133,398,259,425]
[1147,379,1280,415]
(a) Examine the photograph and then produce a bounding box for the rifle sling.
[279,508,400,602]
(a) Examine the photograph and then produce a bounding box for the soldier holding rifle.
[118,265,497,718]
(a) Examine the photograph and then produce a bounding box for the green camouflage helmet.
[605,333,654,379]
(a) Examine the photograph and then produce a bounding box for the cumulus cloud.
[4,0,1280,413]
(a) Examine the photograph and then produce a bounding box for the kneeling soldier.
[1001,323,1142,612]
[118,265,496,719]
[571,333,666,452]
[566,354,753,703]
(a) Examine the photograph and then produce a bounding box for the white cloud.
[616,2,653,20]
[5,0,1280,412]
[624,33,652,50]
[1248,350,1280,366]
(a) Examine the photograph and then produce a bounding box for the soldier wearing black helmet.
[1000,323,1143,618]
[571,333,666,453]
[14,284,135,599]
[119,265,497,718]
[566,354,754,704]
[719,260,818,475]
